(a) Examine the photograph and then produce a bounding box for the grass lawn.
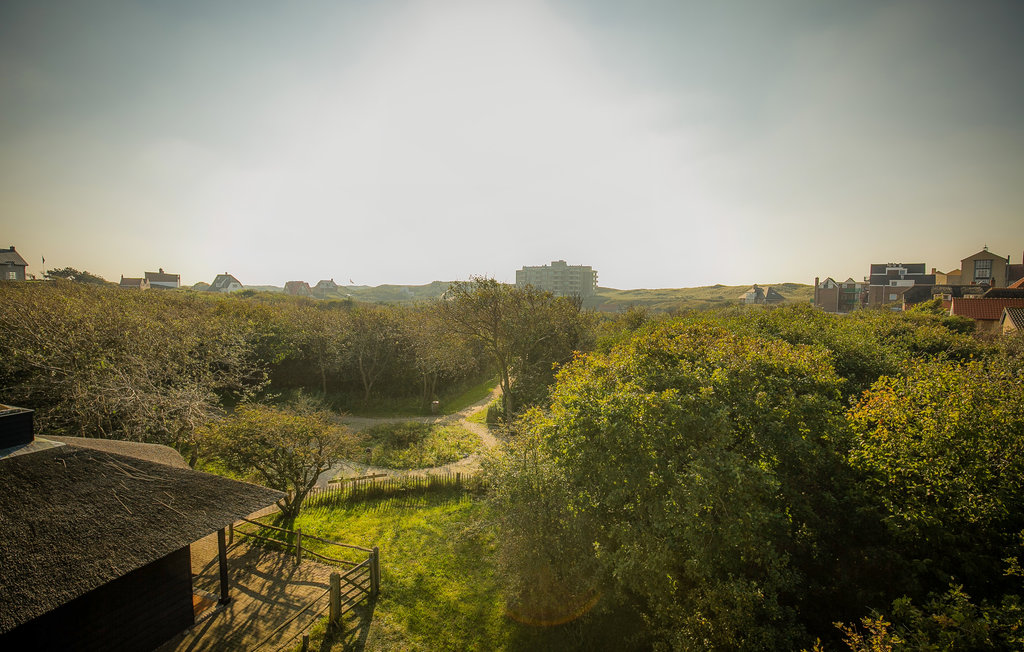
[281,491,643,651]
[364,422,483,469]
[340,376,497,418]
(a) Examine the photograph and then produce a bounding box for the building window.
[975,259,992,279]
[6,271,15,280]
[888,293,898,301]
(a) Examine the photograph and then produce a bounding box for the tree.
[345,305,409,404]
[44,267,112,285]
[439,278,595,417]
[200,400,360,519]
[496,319,855,648]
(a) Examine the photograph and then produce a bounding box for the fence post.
[228,522,234,546]
[371,546,380,598]
[301,634,309,652]
[296,527,303,564]
[329,572,341,624]
[456,472,461,487]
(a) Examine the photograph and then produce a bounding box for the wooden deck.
[156,535,334,652]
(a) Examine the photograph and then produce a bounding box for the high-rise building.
[515,260,598,298]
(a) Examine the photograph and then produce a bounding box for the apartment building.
[515,260,598,298]
[865,263,935,308]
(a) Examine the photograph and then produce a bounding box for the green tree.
[439,277,594,417]
[500,320,852,649]
[43,267,112,285]
[200,400,360,519]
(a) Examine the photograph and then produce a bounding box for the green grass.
[279,490,644,651]
[365,422,482,469]
[339,376,497,418]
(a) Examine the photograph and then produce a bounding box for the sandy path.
[316,386,503,486]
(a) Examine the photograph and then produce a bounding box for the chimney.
[159,267,164,273]
[0,405,34,449]
[9,246,14,251]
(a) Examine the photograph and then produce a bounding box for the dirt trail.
[317,386,503,486]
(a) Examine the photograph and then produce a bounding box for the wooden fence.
[234,518,380,651]
[303,470,485,509]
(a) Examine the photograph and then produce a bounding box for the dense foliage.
[0,281,494,452]
[489,305,1024,650]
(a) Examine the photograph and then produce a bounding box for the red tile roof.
[951,298,1024,320]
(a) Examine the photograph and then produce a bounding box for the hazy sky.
[2,0,1022,288]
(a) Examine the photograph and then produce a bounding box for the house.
[119,276,150,291]
[764,287,785,305]
[866,263,935,309]
[814,277,865,313]
[739,285,765,304]
[0,245,28,281]
[901,284,985,311]
[284,280,313,297]
[145,268,181,290]
[208,273,243,293]
[312,279,340,299]
[959,246,1010,288]
[932,268,961,285]
[0,407,282,652]
[949,298,1024,333]
[1001,307,1024,335]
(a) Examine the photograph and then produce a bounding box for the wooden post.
[329,572,341,624]
[217,528,231,605]
[456,472,461,487]
[301,635,309,652]
[228,522,234,546]
[296,527,303,564]
[371,547,380,598]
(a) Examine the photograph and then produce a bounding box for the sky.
[1,0,1022,288]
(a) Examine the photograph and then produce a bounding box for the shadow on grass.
[318,597,376,652]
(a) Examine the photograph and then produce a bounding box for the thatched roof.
[44,436,190,469]
[0,445,282,633]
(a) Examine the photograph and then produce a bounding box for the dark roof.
[764,287,785,302]
[900,285,935,305]
[119,277,146,288]
[951,298,1024,321]
[144,270,180,283]
[982,287,1024,299]
[209,273,242,290]
[1009,264,1024,285]
[0,445,282,633]
[1011,277,1024,289]
[0,247,28,267]
[1002,307,1024,331]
